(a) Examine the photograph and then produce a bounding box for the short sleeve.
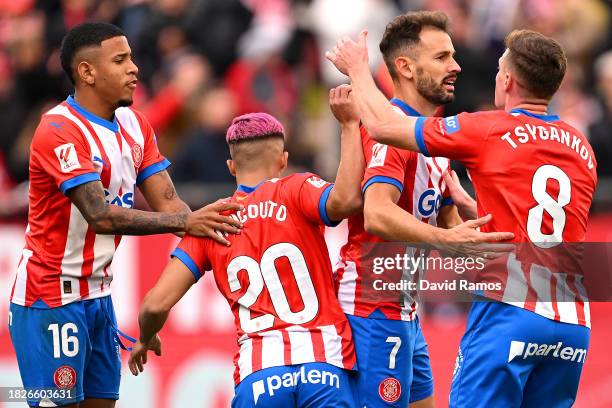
[414,112,488,169]
[133,110,170,185]
[362,142,416,195]
[31,115,100,195]
[171,234,211,282]
[287,173,339,227]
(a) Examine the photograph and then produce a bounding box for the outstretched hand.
[438,214,515,259]
[325,30,369,76]
[186,199,244,245]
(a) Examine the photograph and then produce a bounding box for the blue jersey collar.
[237,179,268,193]
[390,98,422,117]
[66,95,120,132]
[510,108,560,123]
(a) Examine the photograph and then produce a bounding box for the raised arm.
[128,257,196,375]
[325,84,366,221]
[68,179,242,244]
[325,31,421,151]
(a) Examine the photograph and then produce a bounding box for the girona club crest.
[54,365,77,389]
[379,377,401,403]
[131,143,143,168]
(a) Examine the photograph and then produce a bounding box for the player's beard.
[117,98,133,107]
[415,67,455,105]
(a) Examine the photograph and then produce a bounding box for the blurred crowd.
[0,0,611,217]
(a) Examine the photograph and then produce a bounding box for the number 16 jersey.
[172,173,356,385]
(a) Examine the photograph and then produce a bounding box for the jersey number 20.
[227,243,319,333]
[527,165,571,248]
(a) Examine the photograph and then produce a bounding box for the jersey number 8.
[527,165,571,248]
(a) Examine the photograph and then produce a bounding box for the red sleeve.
[286,173,338,227]
[172,234,211,282]
[31,115,100,195]
[362,141,415,195]
[132,109,170,186]
[415,112,489,169]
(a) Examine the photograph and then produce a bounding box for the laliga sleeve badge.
[54,365,77,389]
[131,143,143,168]
[379,377,401,403]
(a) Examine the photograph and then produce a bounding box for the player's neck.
[393,84,438,116]
[73,89,116,122]
[505,95,550,115]
[235,169,279,189]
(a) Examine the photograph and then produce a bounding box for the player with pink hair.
[129,87,367,407]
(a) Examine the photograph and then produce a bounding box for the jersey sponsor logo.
[104,190,134,208]
[378,377,401,403]
[417,189,442,217]
[251,367,340,405]
[368,143,388,168]
[444,116,460,134]
[131,143,143,168]
[507,340,587,363]
[53,365,77,389]
[54,143,81,173]
[306,176,327,189]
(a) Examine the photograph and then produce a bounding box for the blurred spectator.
[0,0,610,212]
[589,51,612,177]
[170,86,237,184]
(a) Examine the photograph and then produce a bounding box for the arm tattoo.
[68,180,188,235]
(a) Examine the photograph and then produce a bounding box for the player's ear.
[504,72,513,92]
[280,151,288,173]
[394,56,414,80]
[77,61,95,86]
[226,159,236,177]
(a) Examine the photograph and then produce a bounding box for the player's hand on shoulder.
[187,198,244,246]
[330,84,360,126]
[129,334,162,376]
[437,214,515,258]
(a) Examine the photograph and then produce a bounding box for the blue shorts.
[9,296,126,407]
[347,311,434,407]
[450,299,590,408]
[232,362,358,407]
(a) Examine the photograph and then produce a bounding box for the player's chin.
[117,97,134,107]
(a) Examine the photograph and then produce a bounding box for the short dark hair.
[60,22,125,84]
[504,29,567,100]
[379,11,450,79]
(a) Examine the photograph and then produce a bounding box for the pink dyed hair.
[226,112,285,143]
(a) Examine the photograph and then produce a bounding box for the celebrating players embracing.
[129,103,366,407]
[327,27,597,408]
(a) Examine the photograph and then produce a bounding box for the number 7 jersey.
[172,173,356,384]
[415,109,597,327]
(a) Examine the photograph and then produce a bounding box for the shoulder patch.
[444,116,460,134]
[54,143,81,173]
[306,175,327,188]
[368,143,388,168]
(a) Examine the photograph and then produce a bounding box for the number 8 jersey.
[415,109,598,327]
[172,173,356,385]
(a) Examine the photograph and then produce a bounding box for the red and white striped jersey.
[416,109,597,327]
[172,173,356,385]
[335,99,452,321]
[10,96,169,308]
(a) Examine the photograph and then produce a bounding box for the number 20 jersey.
[173,174,356,385]
[415,109,598,327]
